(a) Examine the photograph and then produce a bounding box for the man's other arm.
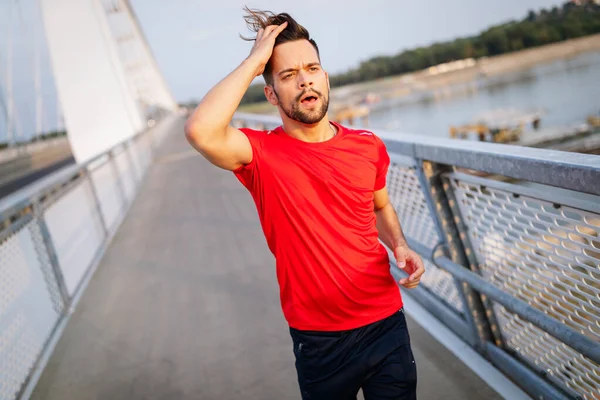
[374,187,425,289]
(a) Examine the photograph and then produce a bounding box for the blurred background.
[3,0,600,141]
[1,1,599,198]
[1,3,599,400]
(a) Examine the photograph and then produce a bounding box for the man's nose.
[298,72,313,89]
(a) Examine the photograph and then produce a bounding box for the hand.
[394,245,425,289]
[246,22,288,76]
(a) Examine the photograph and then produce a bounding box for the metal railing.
[0,114,176,400]
[233,112,600,400]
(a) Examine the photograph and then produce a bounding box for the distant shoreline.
[238,34,600,115]
[329,34,600,104]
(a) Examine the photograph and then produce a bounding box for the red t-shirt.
[233,122,402,331]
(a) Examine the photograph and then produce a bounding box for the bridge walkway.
[31,120,503,400]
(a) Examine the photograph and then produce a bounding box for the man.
[185,8,425,400]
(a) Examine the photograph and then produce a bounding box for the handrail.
[0,119,162,220]
[406,236,600,364]
[0,113,179,400]
[232,112,600,400]
[233,111,600,196]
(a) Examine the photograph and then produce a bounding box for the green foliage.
[240,83,267,104]
[240,2,600,104]
[0,130,68,149]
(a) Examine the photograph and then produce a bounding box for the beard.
[274,88,329,124]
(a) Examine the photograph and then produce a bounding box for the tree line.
[239,1,600,105]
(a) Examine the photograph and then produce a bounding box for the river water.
[368,51,600,138]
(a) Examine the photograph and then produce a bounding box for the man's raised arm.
[184,22,287,170]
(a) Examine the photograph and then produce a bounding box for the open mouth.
[300,94,319,105]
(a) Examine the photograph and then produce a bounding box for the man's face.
[266,40,329,125]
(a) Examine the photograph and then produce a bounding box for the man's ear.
[264,85,278,106]
[325,71,330,91]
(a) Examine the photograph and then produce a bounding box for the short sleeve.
[232,128,265,190]
[374,135,390,191]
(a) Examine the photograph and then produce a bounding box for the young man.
[185,8,425,400]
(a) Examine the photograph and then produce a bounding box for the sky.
[131,0,563,102]
[0,0,562,141]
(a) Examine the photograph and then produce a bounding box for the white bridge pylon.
[39,0,177,163]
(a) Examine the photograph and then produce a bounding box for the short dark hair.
[241,7,320,86]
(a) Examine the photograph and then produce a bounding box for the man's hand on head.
[246,22,288,76]
[394,245,425,289]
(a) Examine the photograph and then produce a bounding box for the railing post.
[415,160,499,350]
[439,169,504,349]
[32,201,71,311]
[83,168,109,238]
[108,150,129,211]
[124,141,140,185]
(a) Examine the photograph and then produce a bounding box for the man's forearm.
[376,203,408,250]
[185,57,261,138]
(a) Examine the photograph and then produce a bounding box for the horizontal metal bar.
[414,138,600,197]
[401,294,532,400]
[0,114,178,221]
[484,343,578,400]
[235,113,600,196]
[387,239,475,345]
[446,171,600,215]
[0,198,33,224]
[434,255,600,365]
[389,153,416,167]
[398,280,475,346]
[383,140,416,158]
[0,165,82,218]
[405,237,436,260]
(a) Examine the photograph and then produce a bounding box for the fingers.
[399,272,420,288]
[397,249,425,289]
[408,256,425,282]
[275,21,288,32]
[254,22,287,46]
[261,22,288,39]
[399,276,419,289]
[402,281,420,289]
[255,28,265,41]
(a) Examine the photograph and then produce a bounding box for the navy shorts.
[289,309,417,400]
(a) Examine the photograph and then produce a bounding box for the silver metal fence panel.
[0,220,64,400]
[114,148,135,203]
[89,157,124,232]
[387,164,440,250]
[495,305,599,399]
[43,180,106,296]
[386,163,465,315]
[0,114,177,400]
[422,258,465,315]
[449,175,600,398]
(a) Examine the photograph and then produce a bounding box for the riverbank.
[238,34,600,115]
[329,34,600,106]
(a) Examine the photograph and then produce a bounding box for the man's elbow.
[184,118,201,141]
[374,201,392,213]
[184,119,215,150]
